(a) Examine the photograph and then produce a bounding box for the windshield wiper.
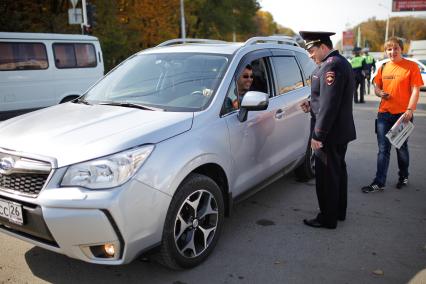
[98,101,163,111]
[73,97,91,105]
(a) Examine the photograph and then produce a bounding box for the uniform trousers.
[314,143,348,227]
[353,71,365,103]
[365,71,371,94]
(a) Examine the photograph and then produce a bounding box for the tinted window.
[0,42,48,71]
[53,43,96,68]
[272,57,304,95]
[296,52,316,85]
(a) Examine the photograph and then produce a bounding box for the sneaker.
[361,183,384,193]
[396,177,408,189]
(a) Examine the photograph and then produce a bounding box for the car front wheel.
[157,173,224,269]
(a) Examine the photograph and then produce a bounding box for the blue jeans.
[374,112,410,186]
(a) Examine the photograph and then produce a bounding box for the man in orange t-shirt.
[362,37,424,193]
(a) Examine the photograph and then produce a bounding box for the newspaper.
[385,115,414,149]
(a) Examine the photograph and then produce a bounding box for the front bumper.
[0,177,172,265]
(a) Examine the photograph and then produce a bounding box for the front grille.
[0,151,52,197]
[0,173,49,196]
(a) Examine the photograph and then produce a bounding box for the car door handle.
[275,109,285,120]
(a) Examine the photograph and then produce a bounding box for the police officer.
[351,46,367,103]
[363,48,376,94]
[299,31,356,229]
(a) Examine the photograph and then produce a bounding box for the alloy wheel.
[173,189,219,258]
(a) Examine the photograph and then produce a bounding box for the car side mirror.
[237,91,269,122]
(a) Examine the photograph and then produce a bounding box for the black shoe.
[396,177,408,189]
[361,183,384,193]
[338,216,346,221]
[303,218,336,229]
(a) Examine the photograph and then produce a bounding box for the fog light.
[104,243,115,257]
[84,241,120,259]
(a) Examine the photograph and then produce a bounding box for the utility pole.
[180,0,186,40]
[385,17,389,42]
[81,0,88,34]
[379,3,390,43]
[357,26,361,47]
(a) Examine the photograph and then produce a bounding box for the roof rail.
[157,38,227,47]
[243,36,299,47]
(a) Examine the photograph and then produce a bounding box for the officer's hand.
[311,138,323,150]
[300,100,311,113]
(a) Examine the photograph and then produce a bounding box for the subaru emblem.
[0,157,15,175]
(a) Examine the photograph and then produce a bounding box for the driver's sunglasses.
[242,74,254,79]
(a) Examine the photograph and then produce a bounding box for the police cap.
[353,46,362,52]
[299,31,335,50]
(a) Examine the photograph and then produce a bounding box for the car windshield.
[83,53,229,112]
[419,59,426,66]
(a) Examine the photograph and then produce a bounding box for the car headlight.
[61,145,154,189]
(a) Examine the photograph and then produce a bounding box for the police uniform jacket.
[310,50,356,144]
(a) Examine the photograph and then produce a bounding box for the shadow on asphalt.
[24,247,181,284]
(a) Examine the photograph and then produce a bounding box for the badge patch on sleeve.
[325,71,335,85]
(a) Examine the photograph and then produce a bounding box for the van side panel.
[0,33,104,119]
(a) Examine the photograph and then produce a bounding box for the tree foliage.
[350,16,426,52]
[0,0,289,71]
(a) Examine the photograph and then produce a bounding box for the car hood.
[0,103,193,167]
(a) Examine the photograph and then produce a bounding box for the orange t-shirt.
[374,58,424,114]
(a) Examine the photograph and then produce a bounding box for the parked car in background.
[408,40,426,60]
[0,36,315,269]
[0,32,104,120]
[371,57,426,91]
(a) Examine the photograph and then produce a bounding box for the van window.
[53,43,97,68]
[271,57,304,95]
[0,42,48,71]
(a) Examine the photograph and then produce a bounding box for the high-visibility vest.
[351,56,364,69]
[364,55,374,64]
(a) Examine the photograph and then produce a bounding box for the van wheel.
[60,95,79,104]
[157,173,224,269]
[295,142,315,181]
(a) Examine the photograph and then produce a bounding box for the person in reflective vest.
[363,48,376,94]
[351,47,367,103]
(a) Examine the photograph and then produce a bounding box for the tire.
[157,173,224,269]
[295,142,315,181]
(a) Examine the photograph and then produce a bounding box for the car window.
[84,53,229,112]
[222,57,270,115]
[271,56,304,95]
[0,42,48,71]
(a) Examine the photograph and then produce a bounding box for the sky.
[258,0,426,43]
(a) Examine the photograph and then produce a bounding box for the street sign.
[392,0,426,11]
[342,30,354,51]
[68,8,82,24]
[70,0,79,9]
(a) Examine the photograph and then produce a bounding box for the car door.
[268,52,311,168]
[222,50,308,197]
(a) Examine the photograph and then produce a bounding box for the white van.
[0,32,104,120]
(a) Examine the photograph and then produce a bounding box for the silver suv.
[0,37,315,268]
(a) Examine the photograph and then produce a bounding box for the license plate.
[0,198,23,225]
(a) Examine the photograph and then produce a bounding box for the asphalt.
[0,90,425,284]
